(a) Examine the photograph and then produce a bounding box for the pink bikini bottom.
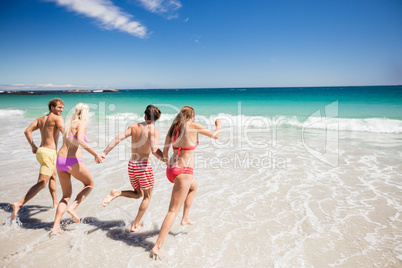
[56,157,83,173]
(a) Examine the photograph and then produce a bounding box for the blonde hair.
[64,103,89,137]
[167,106,195,139]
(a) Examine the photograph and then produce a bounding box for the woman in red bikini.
[51,103,103,235]
[152,106,221,256]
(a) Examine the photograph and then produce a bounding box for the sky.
[0,0,401,90]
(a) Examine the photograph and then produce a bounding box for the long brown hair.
[168,106,195,140]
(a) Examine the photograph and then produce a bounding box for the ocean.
[0,86,401,267]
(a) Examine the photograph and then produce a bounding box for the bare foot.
[50,226,63,235]
[151,246,163,259]
[102,189,120,207]
[67,209,80,223]
[130,223,141,232]
[11,203,20,220]
[181,218,195,226]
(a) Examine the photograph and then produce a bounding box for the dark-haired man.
[100,105,165,232]
[12,98,64,220]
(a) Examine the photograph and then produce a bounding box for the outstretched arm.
[150,128,165,163]
[102,127,132,157]
[162,133,172,163]
[193,119,221,139]
[24,119,40,154]
[76,121,103,163]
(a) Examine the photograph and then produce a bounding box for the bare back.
[168,122,198,167]
[37,113,62,149]
[58,120,85,158]
[130,122,158,162]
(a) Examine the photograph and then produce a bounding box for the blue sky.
[0,0,401,90]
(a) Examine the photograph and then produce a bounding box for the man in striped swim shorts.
[100,105,166,232]
[128,161,155,191]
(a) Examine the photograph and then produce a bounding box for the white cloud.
[0,84,93,91]
[37,83,76,88]
[136,0,182,18]
[193,34,201,44]
[48,0,147,38]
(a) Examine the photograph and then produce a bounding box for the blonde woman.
[152,106,221,256]
[51,103,102,235]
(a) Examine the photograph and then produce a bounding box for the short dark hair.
[48,98,64,111]
[144,105,161,122]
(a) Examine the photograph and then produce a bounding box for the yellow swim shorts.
[36,147,57,176]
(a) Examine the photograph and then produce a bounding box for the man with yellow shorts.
[11,98,65,220]
[36,147,58,176]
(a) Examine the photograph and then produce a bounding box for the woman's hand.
[95,153,103,164]
[215,119,221,128]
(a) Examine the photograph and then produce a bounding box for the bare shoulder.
[49,112,63,123]
[78,119,88,129]
[81,119,88,126]
[129,123,142,131]
[37,115,46,123]
[191,122,205,129]
[127,123,142,136]
[36,115,48,127]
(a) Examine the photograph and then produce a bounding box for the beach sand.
[1,117,402,267]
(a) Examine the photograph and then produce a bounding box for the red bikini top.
[172,122,198,160]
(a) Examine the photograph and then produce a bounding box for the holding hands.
[94,153,104,164]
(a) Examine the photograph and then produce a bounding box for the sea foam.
[0,109,25,117]
[105,112,402,133]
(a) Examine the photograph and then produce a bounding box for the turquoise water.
[1,86,402,266]
[1,86,401,132]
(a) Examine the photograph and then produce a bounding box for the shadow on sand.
[0,202,72,230]
[83,216,161,251]
[0,203,182,253]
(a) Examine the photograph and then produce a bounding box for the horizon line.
[1,84,401,92]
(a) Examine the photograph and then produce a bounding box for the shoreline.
[1,85,401,95]
[0,89,119,95]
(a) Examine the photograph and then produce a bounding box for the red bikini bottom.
[166,165,194,183]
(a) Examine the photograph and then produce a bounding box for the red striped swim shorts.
[128,161,154,190]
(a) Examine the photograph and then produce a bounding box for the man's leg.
[48,170,58,208]
[12,173,51,219]
[130,188,153,232]
[103,188,143,207]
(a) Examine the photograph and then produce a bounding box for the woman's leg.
[66,162,95,223]
[181,177,198,225]
[152,175,193,255]
[131,188,153,232]
[51,170,72,234]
